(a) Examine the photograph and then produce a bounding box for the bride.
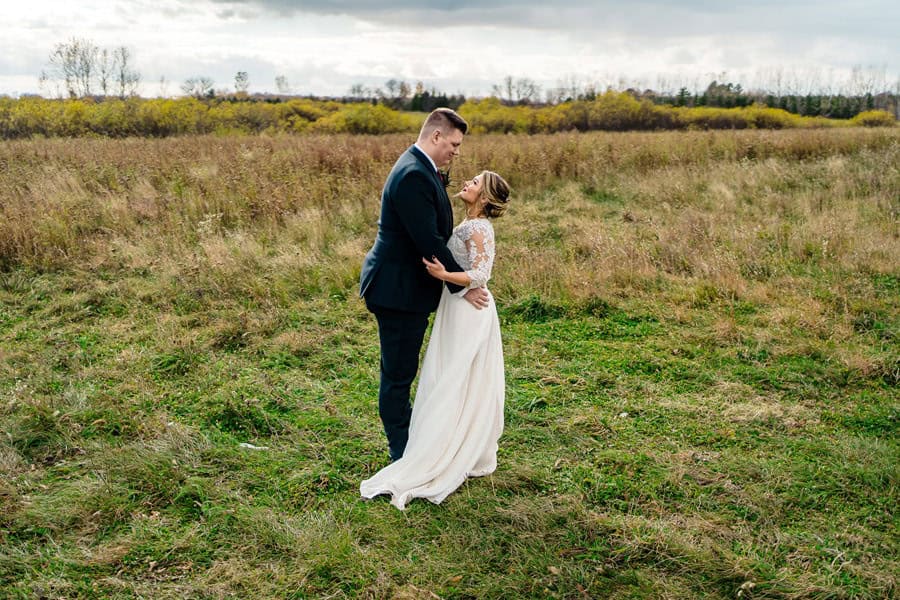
[360,170,511,510]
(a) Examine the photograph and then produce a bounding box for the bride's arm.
[463,226,494,288]
[423,225,494,287]
[422,256,472,286]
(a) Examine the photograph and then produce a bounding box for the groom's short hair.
[420,108,468,137]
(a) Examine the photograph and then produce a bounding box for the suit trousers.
[370,306,431,461]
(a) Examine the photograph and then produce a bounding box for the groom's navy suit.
[360,145,465,460]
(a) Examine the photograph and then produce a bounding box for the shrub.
[0,95,886,139]
[309,103,418,134]
[459,98,534,133]
[850,110,897,127]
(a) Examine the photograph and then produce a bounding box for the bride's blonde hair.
[479,171,510,219]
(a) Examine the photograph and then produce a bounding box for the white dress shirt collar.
[413,143,438,172]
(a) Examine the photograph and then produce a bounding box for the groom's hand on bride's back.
[463,288,489,310]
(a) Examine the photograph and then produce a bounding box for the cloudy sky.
[2,0,898,98]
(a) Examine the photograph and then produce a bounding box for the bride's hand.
[422,256,448,280]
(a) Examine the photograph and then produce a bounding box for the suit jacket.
[360,145,465,313]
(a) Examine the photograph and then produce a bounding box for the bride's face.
[458,174,485,206]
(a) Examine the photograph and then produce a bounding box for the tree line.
[23,38,900,123]
[641,81,897,120]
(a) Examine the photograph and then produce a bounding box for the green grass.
[1,129,898,598]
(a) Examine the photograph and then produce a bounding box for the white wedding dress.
[360,218,505,510]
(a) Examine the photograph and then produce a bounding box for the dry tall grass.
[2,129,897,307]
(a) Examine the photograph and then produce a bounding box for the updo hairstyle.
[479,170,510,219]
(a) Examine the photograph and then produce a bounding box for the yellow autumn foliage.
[0,93,893,139]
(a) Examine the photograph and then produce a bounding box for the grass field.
[1,128,898,598]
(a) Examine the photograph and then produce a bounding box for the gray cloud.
[201,0,900,56]
[147,1,896,75]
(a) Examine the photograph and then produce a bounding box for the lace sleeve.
[464,220,495,288]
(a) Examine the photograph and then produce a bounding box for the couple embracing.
[358,108,511,510]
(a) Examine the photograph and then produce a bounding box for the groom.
[360,107,488,462]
